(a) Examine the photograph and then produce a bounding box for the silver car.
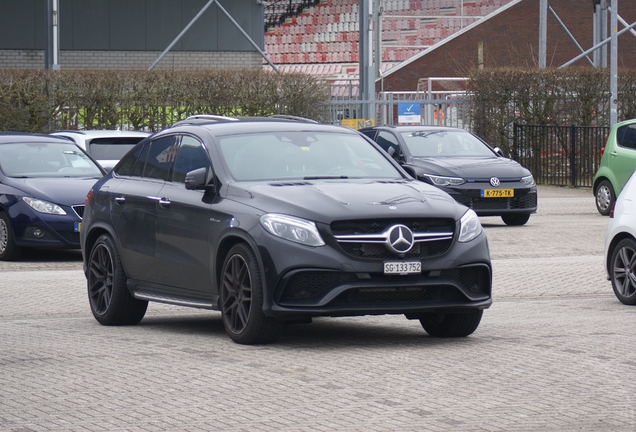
[50,130,149,171]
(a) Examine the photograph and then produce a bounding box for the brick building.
[381,0,636,91]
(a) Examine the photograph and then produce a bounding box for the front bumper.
[252,225,492,320]
[443,184,537,216]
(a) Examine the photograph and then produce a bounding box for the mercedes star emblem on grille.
[489,177,500,187]
[387,224,414,254]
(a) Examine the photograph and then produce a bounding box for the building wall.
[0,50,263,70]
[0,0,264,70]
[381,0,636,92]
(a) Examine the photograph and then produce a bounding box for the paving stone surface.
[1,185,635,431]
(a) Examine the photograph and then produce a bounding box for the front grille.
[331,218,455,259]
[21,228,79,245]
[331,218,454,235]
[331,285,465,306]
[278,265,490,305]
[281,271,358,301]
[460,192,537,211]
[57,230,80,244]
[72,205,85,219]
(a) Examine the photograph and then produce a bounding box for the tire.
[220,243,282,345]
[87,234,147,325]
[609,238,636,305]
[501,214,530,226]
[419,310,483,337]
[595,180,615,216]
[0,212,22,261]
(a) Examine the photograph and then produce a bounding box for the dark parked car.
[359,126,537,226]
[81,117,492,344]
[0,133,106,260]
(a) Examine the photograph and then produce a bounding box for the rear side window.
[115,142,148,177]
[617,124,636,150]
[142,136,179,180]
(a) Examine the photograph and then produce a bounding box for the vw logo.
[489,177,501,187]
[386,224,414,254]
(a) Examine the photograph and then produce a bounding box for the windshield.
[400,130,496,157]
[0,142,103,178]
[219,131,403,181]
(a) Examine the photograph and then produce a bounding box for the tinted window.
[142,135,179,180]
[116,142,148,177]
[376,131,400,155]
[88,137,146,160]
[172,136,210,184]
[617,124,636,150]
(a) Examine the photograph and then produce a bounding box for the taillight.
[609,201,615,218]
[85,190,93,206]
[600,147,605,157]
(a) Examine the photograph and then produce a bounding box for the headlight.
[521,175,535,186]
[458,209,482,243]
[423,174,466,186]
[260,214,325,246]
[22,197,66,215]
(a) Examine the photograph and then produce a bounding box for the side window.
[142,135,179,180]
[377,131,401,156]
[172,136,211,184]
[360,130,377,140]
[116,142,148,177]
[617,124,636,150]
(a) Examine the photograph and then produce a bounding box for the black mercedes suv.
[81,117,492,344]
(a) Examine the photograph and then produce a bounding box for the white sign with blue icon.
[398,103,421,124]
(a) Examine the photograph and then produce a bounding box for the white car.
[604,169,636,305]
[50,130,149,171]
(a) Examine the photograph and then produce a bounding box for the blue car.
[0,133,105,260]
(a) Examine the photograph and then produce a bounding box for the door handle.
[158,198,171,208]
[114,196,125,205]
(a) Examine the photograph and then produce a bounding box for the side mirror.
[185,167,214,190]
[387,146,396,157]
[493,146,504,157]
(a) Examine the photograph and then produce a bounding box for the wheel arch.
[214,231,265,298]
[606,232,636,275]
[83,223,121,272]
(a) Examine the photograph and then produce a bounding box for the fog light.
[33,228,45,238]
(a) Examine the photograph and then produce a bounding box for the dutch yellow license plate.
[481,189,514,198]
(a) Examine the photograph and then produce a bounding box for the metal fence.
[512,123,610,187]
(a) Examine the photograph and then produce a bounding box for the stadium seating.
[264,0,513,71]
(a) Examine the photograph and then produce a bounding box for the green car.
[593,118,636,215]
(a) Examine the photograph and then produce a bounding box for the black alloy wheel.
[419,309,483,337]
[610,238,636,305]
[595,180,615,216]
[220,243,281,344]
[0,212,22,261]
[87,234,147,325]
[501,214,530,226]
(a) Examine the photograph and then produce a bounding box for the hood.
[410,156,529,179]
[7,177,100,206]
[226,179,466,223]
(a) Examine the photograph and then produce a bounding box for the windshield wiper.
[303,175,349,180]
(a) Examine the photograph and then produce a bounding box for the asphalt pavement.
[1,185,634,431]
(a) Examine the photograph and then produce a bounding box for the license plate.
[384,261,421,275]
[481,189,514,198]
[74,222,81,233]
